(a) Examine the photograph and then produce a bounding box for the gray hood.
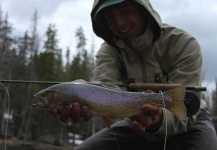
[91,0,163,47]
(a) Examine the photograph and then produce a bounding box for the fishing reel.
[184,92,200,117]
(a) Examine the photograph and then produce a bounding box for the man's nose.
[113,11,126,27]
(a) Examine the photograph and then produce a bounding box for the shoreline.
[0,139,74,150]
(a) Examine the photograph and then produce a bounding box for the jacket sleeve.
[90,42,125,87]
[168,36,202,89]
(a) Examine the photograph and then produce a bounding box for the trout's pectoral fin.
[102,115,117,128]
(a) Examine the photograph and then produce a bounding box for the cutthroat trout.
[33,81,186,127]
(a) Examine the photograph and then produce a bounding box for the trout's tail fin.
[165,86,187,120]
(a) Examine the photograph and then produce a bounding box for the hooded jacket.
[90,0,206,139]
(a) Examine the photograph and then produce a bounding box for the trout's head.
[33,88,63,109]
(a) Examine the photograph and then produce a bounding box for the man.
[57,0,217,149]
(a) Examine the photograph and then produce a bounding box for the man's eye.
[105,15,114,22]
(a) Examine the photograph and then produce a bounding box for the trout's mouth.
[32,96,48,108]
[32,89,62,109]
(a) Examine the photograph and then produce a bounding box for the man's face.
[104,2,147,39]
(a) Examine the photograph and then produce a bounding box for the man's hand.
[50,102,92,123]
[131,104,163,133]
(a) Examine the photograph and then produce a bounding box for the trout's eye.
[40,89,57,97]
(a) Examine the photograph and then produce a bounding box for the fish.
[33,81,187,127]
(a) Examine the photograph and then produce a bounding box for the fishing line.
[0,83,11,150]
[160,91,168,150]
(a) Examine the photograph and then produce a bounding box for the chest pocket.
[145,58,168,83]
[119,48,168,84]
[124,55,168,84]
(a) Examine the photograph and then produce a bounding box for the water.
[0,145,37,150]
[0,144,74,150]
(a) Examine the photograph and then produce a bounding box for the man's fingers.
[71,102,92,123]
[60,107,71,123]
[131,121,145,133]
[141,104,163,131]
[133,114,152,127]
[57,102,91,123]
[141,104,161,116]
[82,106,92,121]
[71,102,81,123]
[50,108,59,117]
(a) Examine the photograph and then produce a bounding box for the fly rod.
[0,80,206,91]
[0,80,61,84]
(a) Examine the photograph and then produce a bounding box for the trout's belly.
[88,102,142,118]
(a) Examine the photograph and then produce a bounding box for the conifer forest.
[0,9,103,149]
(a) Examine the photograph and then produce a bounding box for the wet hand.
[131,104,163,133]
[50,102,92,123]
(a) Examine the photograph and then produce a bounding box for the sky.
[1,0,217,93]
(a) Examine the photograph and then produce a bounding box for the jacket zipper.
[127,43,147,83]
[136,53,147,83]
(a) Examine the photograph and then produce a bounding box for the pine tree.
[32,23,64,142]
[0,10,14,138]
[65,47,71,81]
[70,26,92,81]
[0,12,13,78]
[211,79,217,131]
[37,24,63,81]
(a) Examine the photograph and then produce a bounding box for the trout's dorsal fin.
[102,115,117,128]
[165,86,187,120]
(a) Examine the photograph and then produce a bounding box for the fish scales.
[55,83,172,117]
[33,82,186,121]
